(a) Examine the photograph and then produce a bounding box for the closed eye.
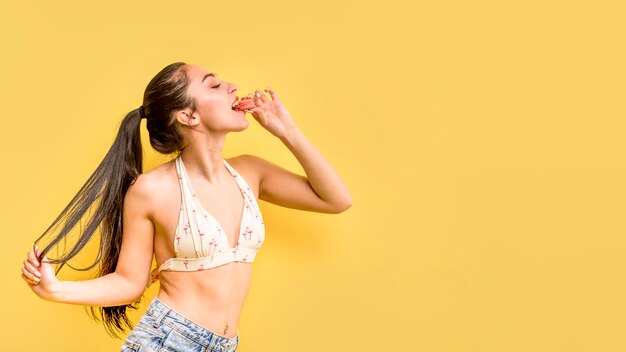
[212,82,222,89]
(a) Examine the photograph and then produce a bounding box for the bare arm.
[244,88,352,213]
[21,175,155,306]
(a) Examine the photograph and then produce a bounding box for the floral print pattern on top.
[157,156,265,273]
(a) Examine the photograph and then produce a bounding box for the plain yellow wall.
[1,0,625,351]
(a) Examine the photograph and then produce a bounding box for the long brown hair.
[35,62,194,337]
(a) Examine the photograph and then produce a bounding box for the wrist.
[43,279,64,303]
[280,125,303,146]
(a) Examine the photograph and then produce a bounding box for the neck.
[179,131,228,183]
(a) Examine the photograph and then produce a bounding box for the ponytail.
[35,62,194,337]
[35,108,144,336]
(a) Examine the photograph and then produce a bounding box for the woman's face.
[184,64,248,132]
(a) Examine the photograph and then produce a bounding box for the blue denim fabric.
[120,298,239,352]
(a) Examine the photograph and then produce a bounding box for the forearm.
[48,272,145,307]
[281,127,352,211]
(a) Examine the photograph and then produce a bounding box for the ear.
[175,109,199,127]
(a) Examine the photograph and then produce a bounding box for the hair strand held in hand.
[34,62,194,337]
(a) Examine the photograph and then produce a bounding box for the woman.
[20,62,352,351]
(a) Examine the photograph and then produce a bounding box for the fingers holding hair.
[29,246,40,267]
[23,258,41,278]
[22,270,40,285]
[22,247,42,285]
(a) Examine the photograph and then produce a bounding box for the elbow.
[110,286,145,307]
[330,196,352,214]
[114,291,144,307]
[127,280,149,303]
[129,290,144,304]
[114,273,147,305]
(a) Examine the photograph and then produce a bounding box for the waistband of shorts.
[146,297,239,346]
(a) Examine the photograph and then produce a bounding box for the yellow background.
[1,0,625,351]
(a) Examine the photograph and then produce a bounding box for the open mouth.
[231,96,240,110]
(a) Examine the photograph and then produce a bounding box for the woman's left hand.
[249,88,298,141]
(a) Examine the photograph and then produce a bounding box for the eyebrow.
[201,73,216,82]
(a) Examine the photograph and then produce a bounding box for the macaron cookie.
[233,96,256,111]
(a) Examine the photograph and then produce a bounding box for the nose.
[229,82,238,95]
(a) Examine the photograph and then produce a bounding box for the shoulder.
[125,159,177,209]
[226,154,267,169]
[225,155,273,195]
[226,154,278,176]
[226,154,295,179]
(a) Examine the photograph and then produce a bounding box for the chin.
[233,119,249,131]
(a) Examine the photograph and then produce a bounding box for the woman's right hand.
[22,245,59,301]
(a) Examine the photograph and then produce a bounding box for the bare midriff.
[145,158,259,340]
[156,263,252,339]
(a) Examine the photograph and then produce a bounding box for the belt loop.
[207,335,217,351]
[153,306,171,328]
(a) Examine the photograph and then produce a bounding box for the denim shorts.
[120,297,239,352]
